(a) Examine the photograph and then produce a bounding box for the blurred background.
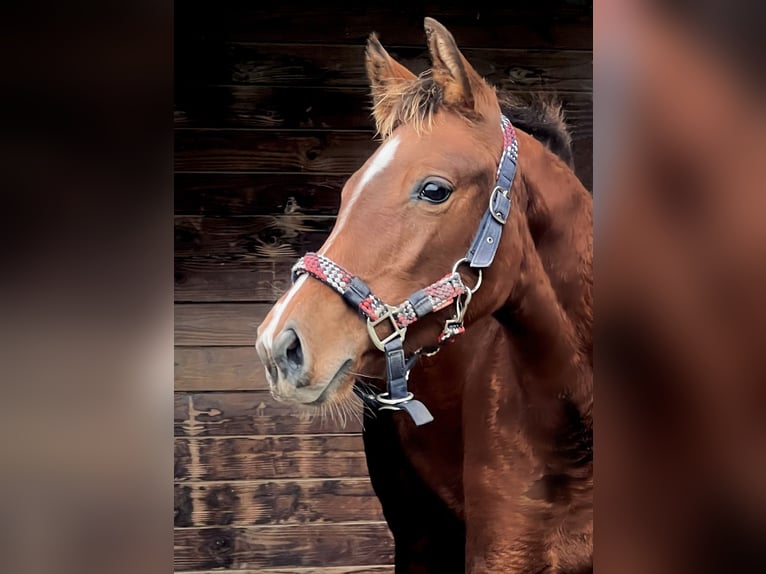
[596,0,766,572]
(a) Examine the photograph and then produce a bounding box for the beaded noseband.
[291,115,518,425]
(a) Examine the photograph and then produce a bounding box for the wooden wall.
[174,1,592,571]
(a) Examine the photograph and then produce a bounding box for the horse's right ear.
[424,17,495,116]
[365,33,416,135]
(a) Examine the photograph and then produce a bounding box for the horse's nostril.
[273,328,306,381]
[285,335,303,371]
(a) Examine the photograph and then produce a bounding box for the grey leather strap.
[465,115,518,269]
[465,187,512,268]
[400,400,434,426]
[384,338,409,401]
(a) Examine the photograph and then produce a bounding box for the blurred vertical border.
[0,0,173,573]
[596,0,766,572]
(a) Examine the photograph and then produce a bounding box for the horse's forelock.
[371,72,442,139]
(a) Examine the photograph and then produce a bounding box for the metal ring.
[451,258,483,294]
[376,391,414,405]
[378,405,402,412]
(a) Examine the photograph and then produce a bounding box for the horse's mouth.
[306,359,354,405]
[270,359,354,406]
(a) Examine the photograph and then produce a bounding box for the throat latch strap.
[381,338,433,425]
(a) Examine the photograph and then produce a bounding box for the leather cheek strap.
[465,188,512,268]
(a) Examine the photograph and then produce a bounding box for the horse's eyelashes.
[418,179,453,204]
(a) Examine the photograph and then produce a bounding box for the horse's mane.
[371,72,573,167]
[498,91,574,169]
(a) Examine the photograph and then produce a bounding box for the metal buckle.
[439,318,465,343]
[366,305,408,351]
[453,289,472,323]
[489,186,509,224]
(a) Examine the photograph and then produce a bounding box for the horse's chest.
[397,418,466,518]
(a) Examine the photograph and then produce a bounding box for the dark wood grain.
[175,435,369,481]
[175,129,591,187]
[175,86,592,134]
[174,478,383,527]
[175,1,592,49]
[175,303,268,346]
[175,347,267,391]
[174,173,345,216]
[175,215,334,260]
[175,259,295,302]
[222,43,591,92]
[174,523,394,571]
[175,391,364,436]
[175,130,378,173]
[175,86,374,130]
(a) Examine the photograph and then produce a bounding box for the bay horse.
[256,18,592,573]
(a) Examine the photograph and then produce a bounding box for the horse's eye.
[418,180,452,204]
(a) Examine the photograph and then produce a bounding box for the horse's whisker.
[349,369,380,379]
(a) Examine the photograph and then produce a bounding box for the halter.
[291,115,518,426]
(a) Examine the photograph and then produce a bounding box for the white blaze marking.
[260,274,308,350]
[319,134,401,255]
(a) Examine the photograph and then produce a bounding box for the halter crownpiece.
[291,115,518,425]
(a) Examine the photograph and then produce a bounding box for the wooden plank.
[174,523,394,571]
[222,43,591,92]
[175,86,592,134]
[175,347,268,391]
[178,567,393,574]
[175,391,364,436]
[174,130,377,173]
[175,303,268,346]
[175,1,592,49]
[175,86,374,130]
[175,259,295,302]
[175,215,334,260]
[174,129,591,187]
[174,435,369,481]
[174,173,345,216]
[174,478,383,527]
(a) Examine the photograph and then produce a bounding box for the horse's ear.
[424,17,493,113]
[366,33,416,134]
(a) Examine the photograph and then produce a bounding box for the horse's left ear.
[366,33,417,134]
[424,17,494,113]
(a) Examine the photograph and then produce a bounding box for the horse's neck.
[494,152,593,449]
[521,151,593,365]
[499,245,590,394]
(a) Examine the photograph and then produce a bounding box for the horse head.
[256,18,591,418]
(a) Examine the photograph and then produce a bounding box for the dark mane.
[498,91,574,168]
[371,74,574,167]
